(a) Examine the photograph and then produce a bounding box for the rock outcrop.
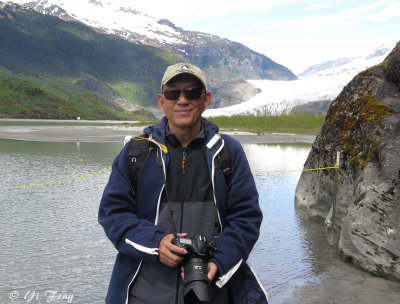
[76,77,140,112]
[295,43,400,281]
[207,78,261,109]
[290,100,331,115]
[76,77,163,119]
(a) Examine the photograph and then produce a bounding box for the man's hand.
[158,233,188,267]
[207,262,218,282]
[181,261,219,283]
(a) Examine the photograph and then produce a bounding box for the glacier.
[204,45,393,117]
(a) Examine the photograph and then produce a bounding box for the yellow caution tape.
[0,165,339,189]
[252,165,339,173]
[0,168,112,189]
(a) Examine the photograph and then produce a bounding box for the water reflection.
[243,143,311,172]
[244,144,316,295]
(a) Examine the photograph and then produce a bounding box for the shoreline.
[0,126,316,144]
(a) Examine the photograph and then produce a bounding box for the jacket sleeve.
[98,143,167,261]
[210,137,262,285]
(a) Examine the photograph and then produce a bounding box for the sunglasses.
[163,88,206,101]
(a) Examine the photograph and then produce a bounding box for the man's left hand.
[181,261,218,282]
[207,262,218,282]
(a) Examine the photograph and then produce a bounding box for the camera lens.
[183,257,212,302]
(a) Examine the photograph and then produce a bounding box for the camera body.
[172,235,216,258]
[172,235,217,302]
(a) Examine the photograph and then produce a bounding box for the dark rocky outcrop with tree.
[295,43,400,281]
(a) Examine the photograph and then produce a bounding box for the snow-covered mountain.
[10,0,182,44]
[204,45,393,117]
[8,0,296,81]
[298,44,392,77]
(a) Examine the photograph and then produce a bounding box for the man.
[98,63,268,304]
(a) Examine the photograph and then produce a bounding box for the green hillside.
[0,77,157,120]
[0,3,181,119]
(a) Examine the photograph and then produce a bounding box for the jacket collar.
[144,117,221,149]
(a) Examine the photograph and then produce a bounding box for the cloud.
[369,0,400,22]
[133,0,310,24]
[303,3,333,11]
[252,0,389,32]
[302,1,343,12]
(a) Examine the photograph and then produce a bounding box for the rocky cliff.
[76,77,140,112]
[290,100,331,115]
[206,78,261,109]
[295,43,400,281]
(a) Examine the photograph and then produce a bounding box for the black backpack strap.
[127,133,150,197]
[215,144,232,185]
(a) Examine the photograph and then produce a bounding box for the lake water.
[0,119,139,130]
[1,139,399,304]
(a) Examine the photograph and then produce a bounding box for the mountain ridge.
[0,2,261,118]
[10,0,297,81]
[299,45,393,77]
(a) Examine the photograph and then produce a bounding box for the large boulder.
[295,43,400,281]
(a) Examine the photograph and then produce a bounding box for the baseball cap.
[161,63,207,91]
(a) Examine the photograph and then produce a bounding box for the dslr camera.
[172,235,218,302]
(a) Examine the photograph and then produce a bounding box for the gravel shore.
[0,125,316,144]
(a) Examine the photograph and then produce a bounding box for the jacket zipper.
[149,134,181,304]
[181,150,186,175]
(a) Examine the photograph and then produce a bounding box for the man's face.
[157,74,211,133]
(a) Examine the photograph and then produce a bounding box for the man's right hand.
[158,233,188,267]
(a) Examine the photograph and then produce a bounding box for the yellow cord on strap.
[131,136,168,154]
[0,168,112,189]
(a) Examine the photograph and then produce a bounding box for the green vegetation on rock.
[335,93,390,170]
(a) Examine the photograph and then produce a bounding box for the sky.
[131,0,400,74]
